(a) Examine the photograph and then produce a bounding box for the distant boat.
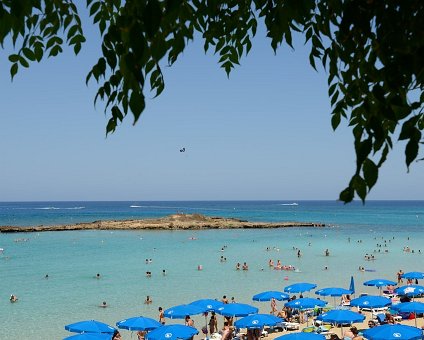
[280,203,299,206]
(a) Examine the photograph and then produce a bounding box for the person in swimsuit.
[158,307,165,324]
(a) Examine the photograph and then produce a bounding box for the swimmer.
[99,301,108,308]
[95,273,101,279]
[10,294,18,303]
[162,269,166,276]
[144,295,152,304]
[45,274,49,279]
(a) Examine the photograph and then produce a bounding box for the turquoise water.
[1,201,423,339]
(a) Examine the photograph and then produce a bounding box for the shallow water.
[1,201,423,339]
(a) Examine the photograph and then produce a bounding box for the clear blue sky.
[0,10,422,201]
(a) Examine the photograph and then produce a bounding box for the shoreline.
[0,213,325,233]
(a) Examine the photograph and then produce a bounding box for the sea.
[1,200,423,339]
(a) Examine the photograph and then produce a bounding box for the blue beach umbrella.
[234,314,283,329]
[395,285,424,297]
[364,279,397,295]
[285,298,327,310]
[401,271,424,280]
[145,324,198,340]
[64,334,112,340]
[217,303,258,317]
[315,287,352,306]
[190,299,225,331]
[252,291,290,301]
[362,324,423,340]
[349,276,355,294]
[315,287,352,297]
[284,282,317,294]
[317,309,365,327]
[350,295,392,309]
[275,333,325,340]
[364,279,397,287]
[65,320,116,334]
[190,299,224,312]
[116,316,162,331]
[392,301,424,327]
[164,304,204,319]
[393,301,424,314]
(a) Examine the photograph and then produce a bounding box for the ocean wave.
[34,207,85,210]
[130,205,145,208]
[280,203,299,206]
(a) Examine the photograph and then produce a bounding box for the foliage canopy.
[1,0,423,202]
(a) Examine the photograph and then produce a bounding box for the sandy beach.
[201,296,424,340]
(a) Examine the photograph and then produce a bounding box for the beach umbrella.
[317,309,364,336]
[145,324,198,340]
[395,284,424,297]
[216,303,258,317]
[284,282,317,294]
[274,333,325,340]
[401,271,424,280]
[252,291,290,301]
[364,279,397,287]
[234,314,283,329]
[64,320,116,334]
[317,309,365,324]
[391,301,424,327]
[364,279,397,295]
[190,299,224,312]
[64,334,112,340]
[315,287,352,307]
[350,295,392,309]
[285,298,327,310]
[315,287,352,297]
[285,298,327,326]
[362,324,423,340]
[116,316,162,331]
[349,276,355,295]
[364,279,396,288]
[190,299,224,331]
[164,304,204,319]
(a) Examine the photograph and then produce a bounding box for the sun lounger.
[273,321,300,331]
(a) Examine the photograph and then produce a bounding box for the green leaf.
[352,175,367,203]
[89,1,101,16]
[22,48,35,61]
[34,45,43,61]
[129,90,145,124]
[363,158,378,189]
[405,129,421,169]
[8,54,20,63]
[10,63,19,80]
[144,0,162,38]
[339,186,354,203]
[331,112,341,130]
[106,118,117,135]
[19,56,29,68]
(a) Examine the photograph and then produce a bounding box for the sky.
[0,9,422,201]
